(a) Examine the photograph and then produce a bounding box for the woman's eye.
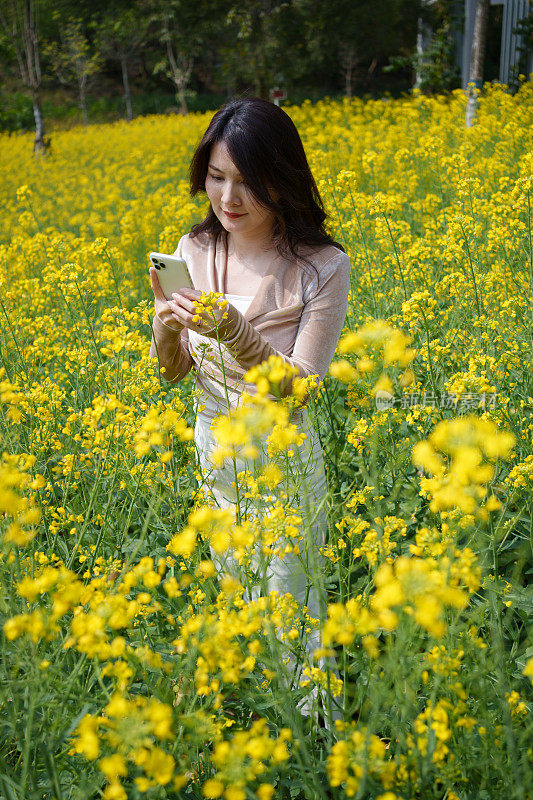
[208,173,222,181]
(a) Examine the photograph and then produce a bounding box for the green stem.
[383,212,408,301]
[65,450,108,569]
[459,219,482,317]
[115,460,150,555]
[527,188,533,314]
[210,311,243,524]
[0,297,30,381]
[350,191,378,317]
[120,484,161,574]
[420,307,437,394]
[20,660,36,794]
[103,245,124,308]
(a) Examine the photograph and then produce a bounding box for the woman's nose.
[221,181,241,206]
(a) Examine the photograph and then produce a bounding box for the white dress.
[190,295,331,716]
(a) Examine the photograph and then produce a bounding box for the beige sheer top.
[149,231,351,418]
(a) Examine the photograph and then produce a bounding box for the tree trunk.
[466,0,490,127]
[177,83,188,115]
[365,57,377,89]
[79,85,88,126]
[344,46,355,99]
[257,77,269,100]
[121,56,133,120]
[253,64,269,99]
[32,88,46,151]
[415,16,424,89]
[226,76,233,101]
[165,38,190,114]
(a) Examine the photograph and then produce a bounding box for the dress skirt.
[194,407,333,716]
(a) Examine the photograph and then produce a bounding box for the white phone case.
[149,251,193,299]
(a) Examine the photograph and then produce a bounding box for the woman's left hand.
[168,288,233,337]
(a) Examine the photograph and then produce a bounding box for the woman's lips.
[223,210,245,218]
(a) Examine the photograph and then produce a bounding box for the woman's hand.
[149,267,184,331]
[167,288,235,338]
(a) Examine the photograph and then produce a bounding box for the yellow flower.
[329,359,358,383]
[259,463,282,488]
[2,87,533,800]
[167,527,197,557]
[225,786,246,800]
[412,440,444,475]
[70,714,100,760]
[145,699,173,739]
[99,753,128,779]
[371,372,394,397]
[203,778,225,798]
[136,746,175,785]
[413,417,515,517]
[102,781,127,800]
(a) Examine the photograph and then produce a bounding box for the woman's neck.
[227,229,278,267]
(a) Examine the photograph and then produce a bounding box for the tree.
[385,1,461,94]
[300,0,422,98]
[150,0,213,115]
[96,4,150,121]
[46,16,101,126]
[465,0,489,127]
[0,0,47,149]
[508,5,533,90]
[220,0,307,99]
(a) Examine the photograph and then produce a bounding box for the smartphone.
[149,251,193,299]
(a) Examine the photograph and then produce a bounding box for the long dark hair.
[189,97,344,260]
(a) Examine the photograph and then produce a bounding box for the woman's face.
[205,141,275,241]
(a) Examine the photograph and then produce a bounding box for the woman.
[149,97,350,720]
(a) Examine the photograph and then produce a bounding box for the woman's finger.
[168,299,196,326]
[149,268,167,301]
[171,292,197,314]
[168,300,214,334]
[178,288,202,301]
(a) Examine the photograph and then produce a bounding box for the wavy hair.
[188,97,344,259]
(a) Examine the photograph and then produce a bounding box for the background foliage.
[0,0,454,130]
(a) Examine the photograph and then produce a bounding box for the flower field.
[1,84,532,800]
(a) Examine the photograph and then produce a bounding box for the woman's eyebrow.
[208,163,243,178]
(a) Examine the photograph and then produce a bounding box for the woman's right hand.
[149,267,184,331]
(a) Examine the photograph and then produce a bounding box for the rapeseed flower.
[2,84,532,798]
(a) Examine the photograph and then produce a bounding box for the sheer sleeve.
[149,235,193,383]
[149,316,193,383]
